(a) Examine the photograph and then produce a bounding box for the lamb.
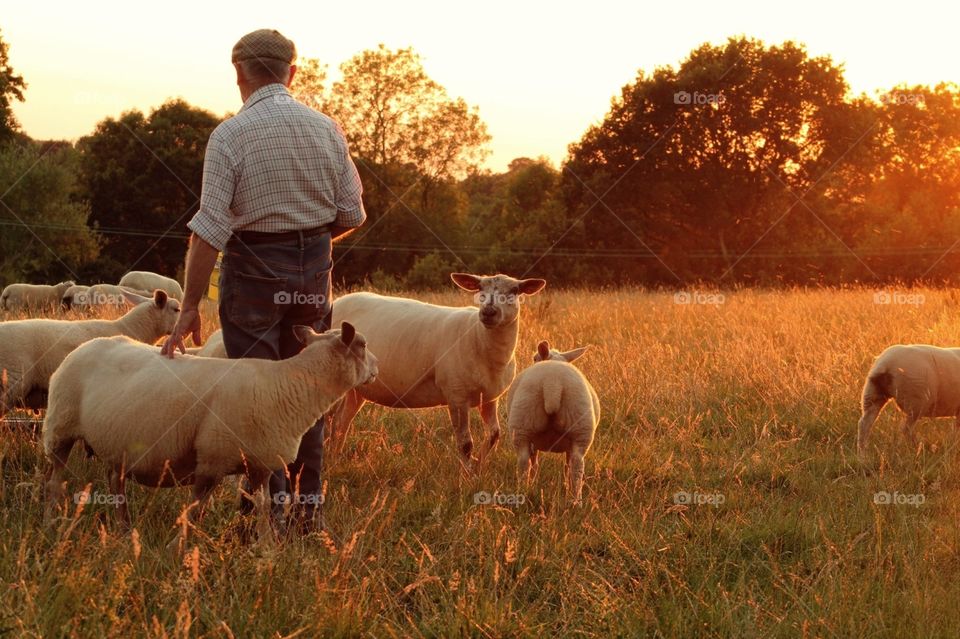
[507,341,599,504]
[857,344,960,453]
[0,290,180,418]
[119,271,184,300]
[1,281,75,312]
[330,272,546,471]
[43,323,378,539]
[182,329,226,357]
[60,285,91,309]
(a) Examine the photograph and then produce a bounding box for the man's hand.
[161,307,202,358]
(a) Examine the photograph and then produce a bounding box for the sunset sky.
[5,0,958,171]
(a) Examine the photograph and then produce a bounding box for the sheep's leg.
[108,468,130,529]
[0,376,25,421]
[43,438,74,525]
[448,403,477,473]
[246,468,275,545]
[857,398,888,454]
[901,415,919,451]
[567,446,586,505]
[329,389,365,454]
[191,474,220,525]
[516,439,531,487]
[529,447,539,480]
[478,399,501,463]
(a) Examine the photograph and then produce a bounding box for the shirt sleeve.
[333,125,367,228]
[187,126,239,250]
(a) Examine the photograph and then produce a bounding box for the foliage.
[0,30,26,145]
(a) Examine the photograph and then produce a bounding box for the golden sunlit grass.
[3,287,960,636]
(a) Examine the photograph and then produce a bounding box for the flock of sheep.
[2,267,952,544]
[0,271,600,545]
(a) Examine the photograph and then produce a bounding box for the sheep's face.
[451,273,547,329]
[295,322,379,387]
[534,340,589,364]
[123,289,180,333]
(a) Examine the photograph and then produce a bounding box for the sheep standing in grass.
[858,344,960,453]
[507,341,599,504]
[0,290,179,418]
[330,273,546,471]
[119,271,184,300]
[43,323,378,539]
[1,281,75,311]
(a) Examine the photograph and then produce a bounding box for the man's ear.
[286,64,298,87]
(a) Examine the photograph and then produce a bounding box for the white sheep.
[60,285,91,309]
[507,341,599,503]
[0,290,179,419]
[857,344,960,452]
[179,329,226,357]
[331,273,546,471]
[1,281,75,312]
[84,283,150,308]
[43,323,378,539]
[118,271,184,300]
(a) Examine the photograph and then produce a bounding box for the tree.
[0,30,26,145]
[290,57,327,113]
[563,37,879,284]
[77,100,220,280]
[0,142,99,284]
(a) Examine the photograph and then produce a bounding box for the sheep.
[507,340,599,504]
[1,281,75,312]
[857,344,960,453]
[188,329,226,358]
[119,271,183,300]
[43,323,378,541]
[84,283,150,308]
[331,272,546,471]
[60,285,91,309]
[0,290,180,419]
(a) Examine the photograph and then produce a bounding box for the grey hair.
[237,58,291,85]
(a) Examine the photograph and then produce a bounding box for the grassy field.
[3,287,960,637]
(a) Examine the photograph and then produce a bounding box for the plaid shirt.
[188,83,366,250]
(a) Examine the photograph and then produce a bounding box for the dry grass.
[3,287,960,636]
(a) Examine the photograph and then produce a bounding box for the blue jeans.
[219,230,332,530]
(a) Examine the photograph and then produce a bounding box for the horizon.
[5,0,960,172]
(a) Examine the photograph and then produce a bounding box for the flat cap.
[231,29,296,64]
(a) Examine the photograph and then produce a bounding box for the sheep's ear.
[340,321,356,347]
[536,341,550,362]
[450,273,482,292]
[518,278,546,296]
[152,289,168,309]
[120,288,149,306]
[293,325,316,344]
[560,346,589,363]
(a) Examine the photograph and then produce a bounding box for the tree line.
[1,32,958,288]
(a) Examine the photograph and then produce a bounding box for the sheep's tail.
[863,370,893,408]
[543,381,563,415]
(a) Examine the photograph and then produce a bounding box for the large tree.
[77,100,220,281]
[0,30,26,145]
[562,37,880,284]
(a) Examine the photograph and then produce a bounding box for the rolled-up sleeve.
[188,126,238,250]
[333,127,366,228]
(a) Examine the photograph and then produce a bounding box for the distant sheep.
[119,271,183,300]
[43,323,378,539]
[1,281,75,312]
[60,285,91,309]
[331,273,546,471]
[507,341,599,504]
[84,283,150,308]
[858,344,960,452]
[0,290,179,418]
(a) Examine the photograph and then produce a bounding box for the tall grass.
[2,287,960,636]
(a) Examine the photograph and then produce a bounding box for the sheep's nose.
[481,306,497,318]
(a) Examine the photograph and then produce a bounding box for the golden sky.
[5,0,959,171]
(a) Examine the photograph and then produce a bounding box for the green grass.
[3,287,960,636]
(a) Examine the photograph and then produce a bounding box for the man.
[161,29,366,534]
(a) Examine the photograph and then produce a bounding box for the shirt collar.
[239,83,291,112]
